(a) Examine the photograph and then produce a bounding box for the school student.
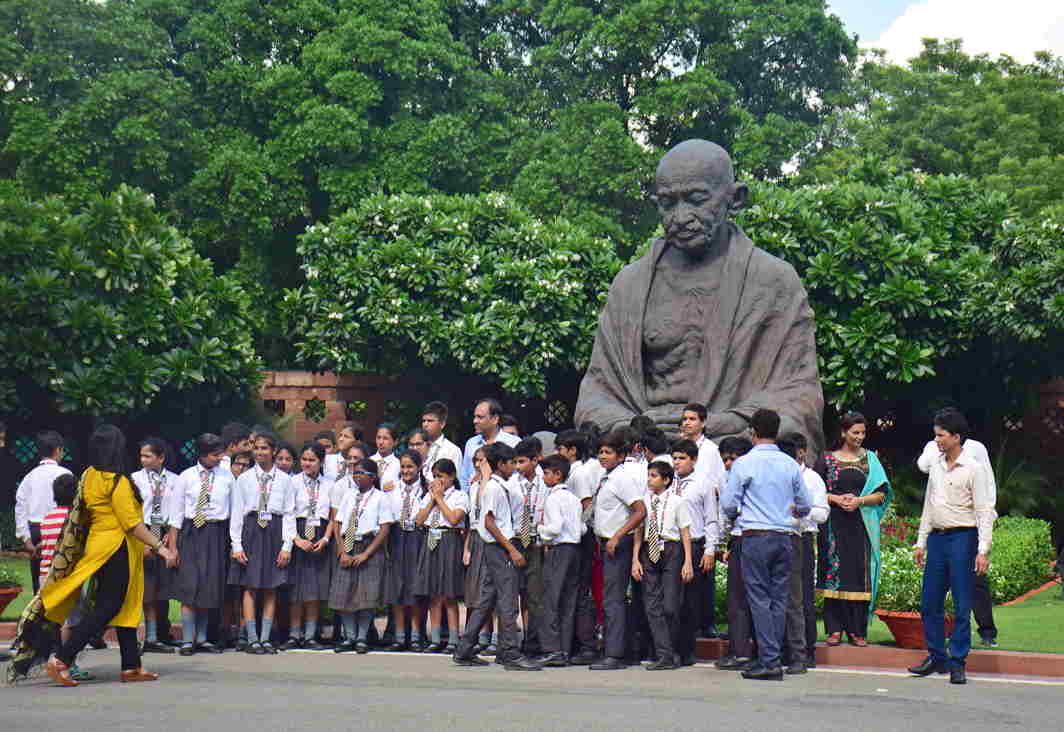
[219,423,252,477]
[371,423,402,491]
[132,437,181,654]
[385,449,429,651]
[229,432,296,654]
[283,442,334,650]
[330,457,393,654]
[588,430,647,671]
[414,458,468,653]
[324,424,358,481]
[513,437,548,657]
[15,430,72,594]
[714,435,755,670]
[536,455,586,666]
[555,429,599,664]
[172,434,235,655]
[453,442,541,671]
[462,447,496,654]
[230,451,253,479]
[273,441,298,475]
[421,401,464,476]
[670,439,721,666]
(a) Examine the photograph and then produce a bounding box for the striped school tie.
[343,500,360,553]
[150,472,164,539]
[257,472,273,528]
[427,507,441,551]
[647,495,661,564]
[519,481,533,548]
[193,469,211,528]
[399,485,413,527]
[304,477,319,540]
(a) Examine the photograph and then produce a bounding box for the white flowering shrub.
[286,193,622,396]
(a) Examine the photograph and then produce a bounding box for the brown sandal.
[121,668,160,683]
[850,636,868,647]
[825,633,842,646]
[45,657,79,687]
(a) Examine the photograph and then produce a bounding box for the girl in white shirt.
[384,450,429,651]
[371,423,402,491]
[414,458,469,653]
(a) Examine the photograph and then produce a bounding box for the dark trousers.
[29,522,42,594]
[922,528,977,668]
[972,573,997,639]
[823,598,870,637]
[456,543,521,660]
[783,534,806,664]
[572,530,598,654]
[801,534,817,661]
[726,537,754,658]
[741,533,792,668]
[541,544,580,655]
[679,539,705,658]
[640,542,682,662]
[601,534,634,660]
[517,542,545,652]
[57,542,140,670]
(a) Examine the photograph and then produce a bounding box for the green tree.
[285,192,622,397]
[0,185,263,417]
[804,39,1064,218]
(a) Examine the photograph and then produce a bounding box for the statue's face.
[654,164,734,256]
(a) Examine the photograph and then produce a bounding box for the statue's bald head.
[655,140,735,191]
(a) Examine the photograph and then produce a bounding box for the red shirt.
[38,506,70,582]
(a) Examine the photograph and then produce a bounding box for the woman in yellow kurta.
[8,425,175,687]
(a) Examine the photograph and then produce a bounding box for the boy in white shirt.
[513,437,549,657]
[537,455,586,666]
[14,430,70,594]
[632,461,693,670]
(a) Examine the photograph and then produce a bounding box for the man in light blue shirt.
[459,397,521,491]
[720,409,810,681]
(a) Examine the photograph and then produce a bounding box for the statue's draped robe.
[574,224,824,452]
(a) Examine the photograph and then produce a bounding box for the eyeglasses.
[409,442,426,448]
[234,462,251,469]
[352,470,373,477]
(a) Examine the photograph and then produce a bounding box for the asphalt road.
[4,649,1062,732]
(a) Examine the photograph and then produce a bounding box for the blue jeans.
[741,533,793,668]
[921,528,977,668]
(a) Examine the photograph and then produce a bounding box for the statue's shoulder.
[735,225,802,288]
[610,239,661,287]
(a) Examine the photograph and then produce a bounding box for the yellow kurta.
[41,468,145,628]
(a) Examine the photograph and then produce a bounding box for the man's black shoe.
[589,656,627,670]
[908,656,948,676]
[334,640,357,654]
[142,640,175,654]
[540,652,569,667]
[355,641,370,654]
[178,644,196,656]
[568,650,597,666]
[646,657,677,671]
[504,656,543,671]
[454,655,490,667]
[197,641,223,654]
[742,664,784,680]
[950,667,967,685]
[679,653,697,667]
[702,624,720,639]
[785,661,808,675]
[715,655,751,670]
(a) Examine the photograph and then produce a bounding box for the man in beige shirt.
[909,408,996,686]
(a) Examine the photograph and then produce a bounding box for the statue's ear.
[730,183,750,214]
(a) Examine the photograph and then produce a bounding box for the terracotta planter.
[0,585,23,617]
[875,609,955,650]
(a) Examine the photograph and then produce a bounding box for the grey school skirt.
[415,528,464,600]
[328,538,386,613]
[385,527,425,606]
[228,513,288,590]
[174,519,228,609]
[289,518,333,604]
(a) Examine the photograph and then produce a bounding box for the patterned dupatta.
[6,470,96,685]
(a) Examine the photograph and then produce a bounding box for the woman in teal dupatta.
[815,412,892,646]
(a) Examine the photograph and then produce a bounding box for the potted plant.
[874,547,954,649]
[0,564,25,617]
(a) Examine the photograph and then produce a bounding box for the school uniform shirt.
[693,435,728,496]
[418,487,469,529]
[337,488,393,541]
[330,475,355,514]
[424,436,463,478]
[474,475,516,544]
[230,466,297,553]
[131,468,182,530]
[623,455,649,492]
[513,472,549,540]
[323,453,346,481]
[174,464,234,523]
[916,450,997,555]
[538,484,586,545]
[14,459,72,540]
[294,473,334,523]
[673,472,721,554]
[642,488,691,543]
[795,466,829,534]
[371,452,402,490]
[38,506,71,581]
[567,460,593,503]
[384,480,426,531]
[593,464,645,540]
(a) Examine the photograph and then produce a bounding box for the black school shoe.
[142,641,175,654]
[333,640,356,653]
[504,656,543,671]
[303,639,327,651]
[646,657,677,671]
[741,664,784,681]
[785,661,808,675]
[196,641,224,654]
[355,641,370,654]
[280,637,303,651]
[424,642,444,653]
[540,652,569,667]
[454,654,490,667]
[260,641,278,655]
[178,644,196,656]
[715,655,752,670]
[950,667,967,685]
[908,656,949,676]
[568,650,597,666]
[589,657,627,671]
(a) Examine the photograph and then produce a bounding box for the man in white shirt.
[916,427,999,647]
[909,408,996,686]
[421,401,463,476]
[459,397,520,491]
[14,430,70,593]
